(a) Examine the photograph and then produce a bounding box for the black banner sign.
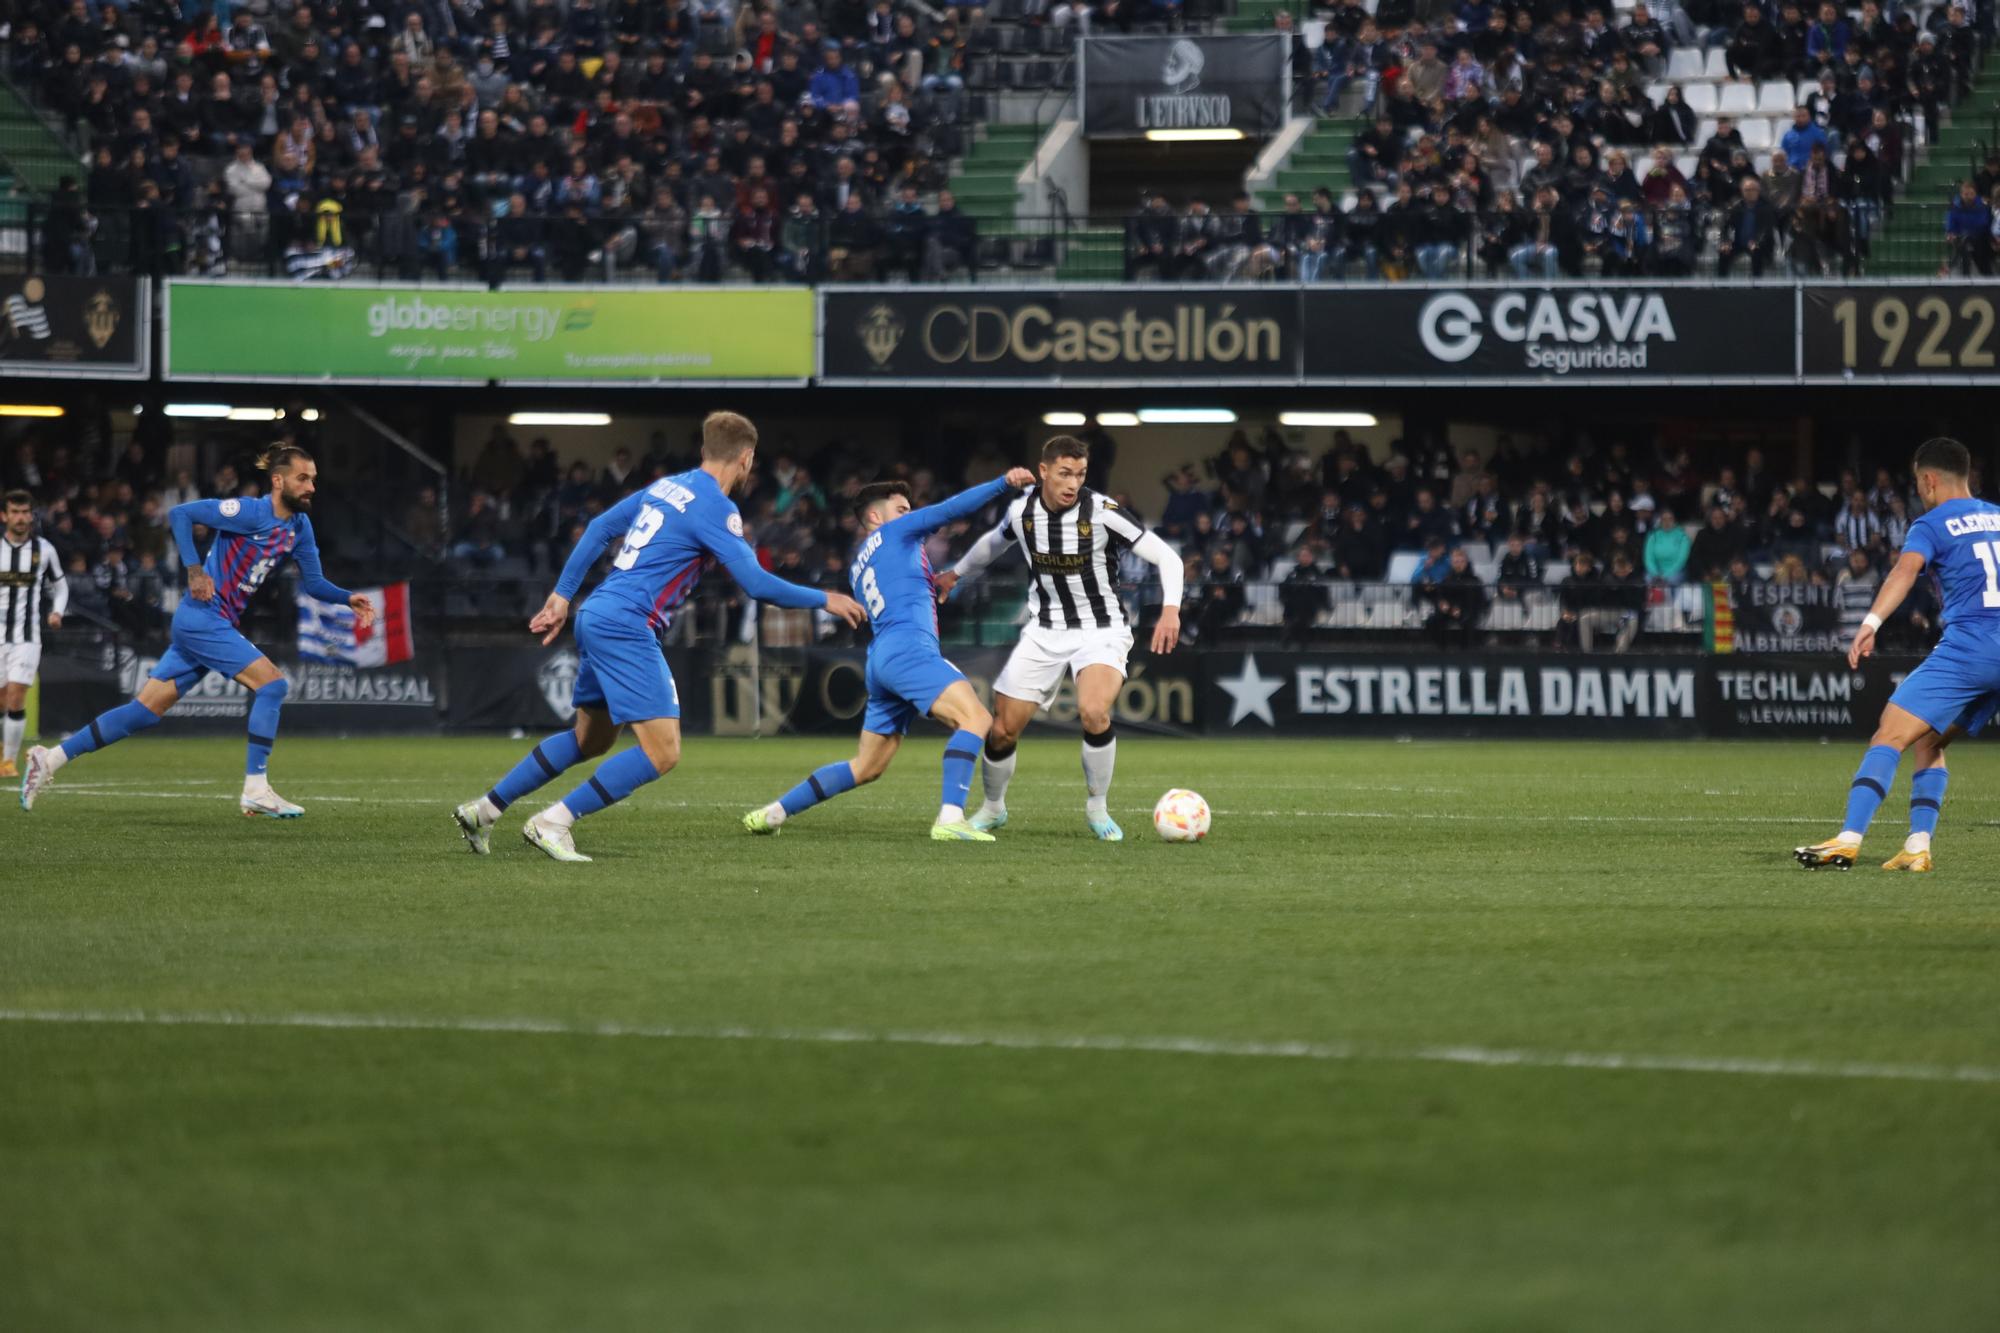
[821,287,1299,384]
[39,644,442,733]
[1720,582,1847,654]
[1699,655,1902,736]
[1302,286,1795,382]
[1080,35,1288,138]
[0,274,147,379]
[1203,651,1704,737]
[1800,284,2000,379]
[443,642,710,732]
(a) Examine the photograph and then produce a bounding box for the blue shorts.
[1889,633,2000,737]
[863,640,966,736]
[150,604,266,691]
[570,599,680,725]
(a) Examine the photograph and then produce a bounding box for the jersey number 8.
[613,504,665,570]
[860,566,885,618]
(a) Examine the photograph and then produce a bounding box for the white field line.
[1,1007,1995,1087]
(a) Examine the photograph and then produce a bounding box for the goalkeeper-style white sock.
[979,742,1017,813]
[1081,731,1116,816]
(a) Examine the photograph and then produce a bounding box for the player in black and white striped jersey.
[934,436,1184,841]
[1,490,67,777]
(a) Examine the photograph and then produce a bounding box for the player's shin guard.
[1907,766,1948,851]
[486,730,586,814]
[245,678,289,777]
[59,698,163,763]
[1081,726,1116,815]
[778,761,857,818]
[1839,743,1903,840]
[979,737,1017,812]
[555,747,661,821]
[940,729,982,822]
[2,710,23,763]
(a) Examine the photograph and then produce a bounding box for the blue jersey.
[850,476,1014,649]
[169,496,349,626]
[555,467,828,629]
[1903,496,2000,637]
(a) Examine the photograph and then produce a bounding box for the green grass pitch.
[4,734,1998,1331]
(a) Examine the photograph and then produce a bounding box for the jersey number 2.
[1973,541,2000,608]
[613,505,665,570]
[860,566,884,618]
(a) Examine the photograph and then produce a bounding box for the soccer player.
[2,490,68,778]
[742,465,1036,841]
[930,436,1185,841]
[1796,437,2000,871]
[454,411,866,863]
[20,446,374,817]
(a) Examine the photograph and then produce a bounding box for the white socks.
[764,801,788,827]
[243,773,272,797]
[1082,736,1116,816]
[2,714,21,763]
[1905,831,1931,854]
[539,802,576,828]
[979,746,1016,813]
[475,795,504,825]
[1838,829,1864,845]
[938,803,965,825]
[43,744,67,773]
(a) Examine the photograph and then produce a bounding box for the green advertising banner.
[164,281,813,384]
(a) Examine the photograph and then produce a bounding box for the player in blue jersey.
[20,445,375,818]
[453,411,865,863]
[1796,437,2000,872]
[741,465,1035,842]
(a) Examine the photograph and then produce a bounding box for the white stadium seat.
[1757,80,1796,113]
[1695,116,1719,145]
[1738,118,1775,150]
[1683,83,1719,114]
[1667,49,1705,80]
[1717,82,1758,114]
[1704,48,1731,79]
[1645,81,1670,104]
[1675,153,1700,179]
[1386,552,1422,584]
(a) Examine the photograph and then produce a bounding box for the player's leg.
[927,677,996,841]
[1075,663,1125,841]
[234,656,304,818]
[24,653,187,809]
[969,693,1038,831]
[0,655,28,775]
[523,621,683,861]
[745,730,901,833]
[457,705,616,854]
[1884,723,1958,871]
[1795,701,1937,869]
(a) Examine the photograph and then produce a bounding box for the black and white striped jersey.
[0,535,67,644]
[998,486,1147,631]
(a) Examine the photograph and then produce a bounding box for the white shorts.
[0,641,42,688]
[993,624,1133,707]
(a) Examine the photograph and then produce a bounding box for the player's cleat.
[741,807,781,835]
[453,801,493,855]
[1087,812,1124,842]
[1793,838,1860,870]
[968,806,1008,832]
[1881,848,1935,872]
[240,789,305,819]
[523,815,593,863]
[20,746,56,811]
[930,819,997,842]
[0,759,15,779]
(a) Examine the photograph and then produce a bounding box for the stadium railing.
[14,201,1979,284]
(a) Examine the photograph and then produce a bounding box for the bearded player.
[21,445,375,818]
[932,435,1184,841]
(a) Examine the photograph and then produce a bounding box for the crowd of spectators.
[5,0,1018,283]
[1126,0,1988,280]
[3,416,1962,653]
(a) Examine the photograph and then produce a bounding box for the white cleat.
[523,815,592,863]
[968,806,1009,832]
[19,745,56,811]
[240,788,305,819]
[453,800,493,854]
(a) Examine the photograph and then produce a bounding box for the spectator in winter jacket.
[1643,509,1691,582]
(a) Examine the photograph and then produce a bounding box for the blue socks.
[487,730,585,813]
[941,729,981,814]
[558,747,662,820]
[246,678,288,776]
[60,699,163,760]
[1909,766,1948,840]
[779,761,857,817]
[1841,744,1902,837]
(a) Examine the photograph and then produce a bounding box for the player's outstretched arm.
[714,540,863,625]
[291,519,371,626]
[42,539,67,628]
[1100,505,1185,653]
[937,521,1016,602]
[552,490,648,603]
[901,469,1034,539]
[1848,549,1925,669]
